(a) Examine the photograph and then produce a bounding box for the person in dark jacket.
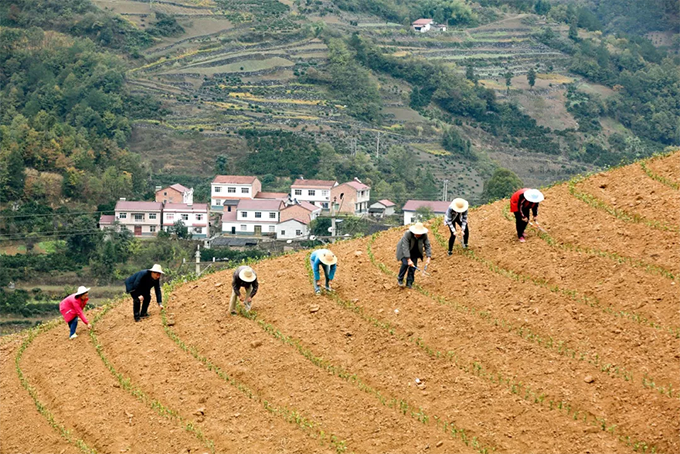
[230,266,258,315]
[396,222,432,289]
[444,198,469,254]
[510,188,544,242]
[125,264,164,322]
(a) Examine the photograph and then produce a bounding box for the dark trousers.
[132,293,151,319]
[514,210,530,238]
[398,257,418,286]
[68,318,78,337]
[448,222,470,251]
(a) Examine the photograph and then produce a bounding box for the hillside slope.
[1,152,678,453]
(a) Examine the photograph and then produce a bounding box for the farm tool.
[529,220,548,233]
[414,265,430,277]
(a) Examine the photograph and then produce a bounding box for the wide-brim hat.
[409,222,428,235]
[75,286,90,296]
[319,251,338,266]
[149,264,165,274]
[239,266,257,283]
[524,189,544,203]
[450,198,469,213]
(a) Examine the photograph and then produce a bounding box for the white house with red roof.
[402,199,451,225]
[331,178,370,216]
[290,179,337,210]
[276,201,321,239]
[222,198,283,236]
[163,202,210,238]
[211,175,262,211]
[412,18,434,32]
[369,199,396,218]
[107,200,163,237]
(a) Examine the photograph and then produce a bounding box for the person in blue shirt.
[125,264,164,322]
[310,249,338,295]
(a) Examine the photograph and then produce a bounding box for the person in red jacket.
[59,286,92,339]
[510,188,544,243]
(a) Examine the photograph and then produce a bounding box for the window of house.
[150,226,156,233]
[196,214,203,221]
[193,227,202,233]
[255,212,262,218]
[119,213,127,219]
[269,225,275,232]
[241,225,247,231]
[167,213,174,220]
[308,189,316,196]
[269,212,276,219]
[241,211,247,218]
[323,202,329,209]
[149,213,157,220]
[181,214,189,221]
[294,189,302,196]
[296,230,302,236]
[215,199,222,206]
[281,230,286,236]
[134,214,144,221]
[227,205,231,212]
[322,190,329,196]
[241,187,249,194]
[228,187,236,193]
[214,186,221,193]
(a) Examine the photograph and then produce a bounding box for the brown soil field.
[2,155,678,453]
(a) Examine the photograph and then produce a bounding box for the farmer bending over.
[59,286,92,340]
[230,266,258,315]
[445,198,469,254]
[510,188,544,243]
[125,264,164,322]
[396,222,431,289]
[310,249,337,295]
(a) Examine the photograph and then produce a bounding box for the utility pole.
[195,245,201,276]
[442,179,449,201]
[376,132,380,159]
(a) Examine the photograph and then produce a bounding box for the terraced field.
[3,153,678,453]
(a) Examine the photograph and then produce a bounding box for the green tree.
[465,65,476,84]
[66,216,101,260]
[4,147,25,201]
[481,168,523,203]
[568,19,579,41]
[415,206,435,222]
[170,220,191,239]
[215,154,229,174]
[442,127,475,160]
[534,0,551,16]
[504,70,513,94]
[527,67,537,89]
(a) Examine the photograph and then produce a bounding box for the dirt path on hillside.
[533,185,680,273]
[0,335,77,454]
[167,274,455,454]
[360,232,679,453]
[96,301,329,454]
[20,320,203,453]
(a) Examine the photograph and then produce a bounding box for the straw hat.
[319,250,338,266]
[409,222,429,235]
[239,266,257,283]
[450,198,469,213]
[149,264,165,274]
[75,286,90,297]
[524,189,544,203]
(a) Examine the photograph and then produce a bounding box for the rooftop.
[99,215,115,224]
[377,199,395,207]
[412,18,434,25]
[402,199,450,213]
[255,191,288,200]
[156,183,189,194]
[212,175,258,185]
[291,179,337,188]
[163,203,209,212]
[115,201,163,211]
[342,180,370,191]
[236,199,283,211]
[221,210,237,222]
[280,217,310,225]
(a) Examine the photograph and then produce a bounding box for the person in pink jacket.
[59,286,92,339]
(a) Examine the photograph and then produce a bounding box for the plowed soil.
[2,154,679,453]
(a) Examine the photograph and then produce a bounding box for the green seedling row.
[640,154,680,191]
[89,300,216,454]
[426,220,679,399]
[160,276,349,454]
[366,233,664,452]
[15,319,98,454]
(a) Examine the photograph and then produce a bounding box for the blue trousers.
[68,318,78,337]
[398,257,418,286]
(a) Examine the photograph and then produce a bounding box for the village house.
[155,184,192,204]
[211,175,261,211]
[100,200,163,237]
[331,178,371,216]
[277,201,321,240]
[412,18,434,32]
[162,202,210,238]
[369,199,396,218]
[290,179,337,210]
[221,198,283,236]
[402,200,451,225]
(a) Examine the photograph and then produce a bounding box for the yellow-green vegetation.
[411,143,451,156]
[163,57,294,75]
[536,73,574,84]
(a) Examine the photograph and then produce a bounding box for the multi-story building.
[331,178,370,216]
[290,179,337,210]
[104,200,163,237]
[211,175,261,211]
[155,184,193,204]
[221,199,283,236]
[402,200,451,225]
[163,202,210,238]
[277,201,322,240]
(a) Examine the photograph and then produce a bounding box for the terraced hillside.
[3,153,678,453]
